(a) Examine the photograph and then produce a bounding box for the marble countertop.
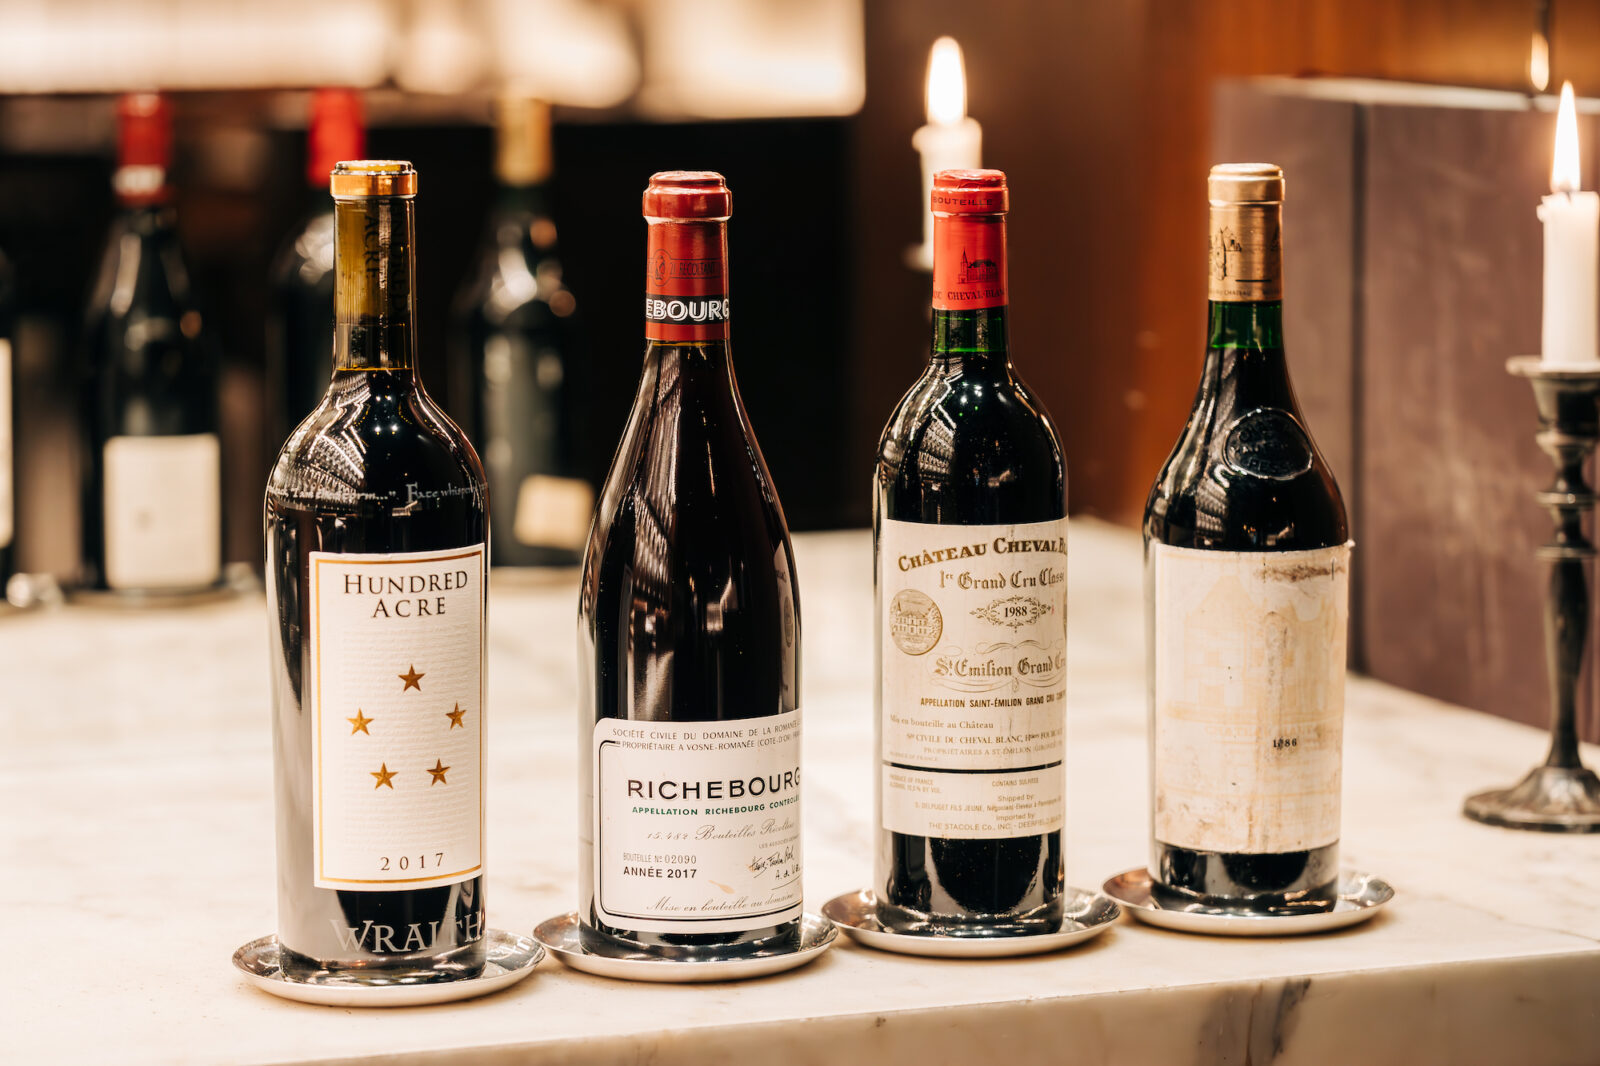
[4,522,1598,1066]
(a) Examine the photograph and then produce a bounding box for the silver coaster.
[822,887,1119,958]
[232,930,544,1007]
[1102,867,1394,937]
[533,912,837,983]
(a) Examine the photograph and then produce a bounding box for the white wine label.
[592,709,802,933]
[102,433,221,590]
[878,518,1068,839]
[308,545,486,890]
[0,339,11,550]
[1151,542,1350,854]
[512,473,593,551]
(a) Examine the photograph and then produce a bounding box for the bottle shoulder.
[268,374,486,510]
[877,364,1066,485]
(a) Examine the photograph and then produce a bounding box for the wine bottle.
[578,172,802,959]
[873,169,1069,935]
[0,244,14,591]
[266,161,489,982]
[452,95,590,567]
[80,92,223,596]
[1143,163,1351,915]
[268,88,365,441]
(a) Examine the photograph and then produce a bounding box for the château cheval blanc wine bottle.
[81,92,223,596]
[1143,163,1350,915]
[874,169,1069,935]
[578,172,802,959]
[452,95,590,568]
[266,162,489,982]
[268,88,365,441]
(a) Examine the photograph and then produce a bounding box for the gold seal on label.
[889,589,943,655]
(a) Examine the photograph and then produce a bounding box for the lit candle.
[910,37,981,271]
[1540,81,1600,368]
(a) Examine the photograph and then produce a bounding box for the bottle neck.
[930,210,1008,370]
[644,219,730,344]
[334,196,416,373]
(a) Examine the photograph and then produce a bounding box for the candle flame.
[1553,81,1581,193]
[1530,32,1550,93]
[925,36,966,126]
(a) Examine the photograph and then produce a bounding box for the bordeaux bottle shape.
[452,95,590,568]
[1143,163,1351,914]
[577,172,802,958]
[266,161,489,981]
[268,88,365,441]
[81,92,223,595]
[873,169,1069,935]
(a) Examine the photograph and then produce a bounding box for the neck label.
[1209,203,1282,302]
[645,221,730,341]
[933,215,1007,310]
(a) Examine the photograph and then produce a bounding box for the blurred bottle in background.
[0,244,14,593]
[453,94,590,568]
[79,92,223,598]
[267,88,365,444]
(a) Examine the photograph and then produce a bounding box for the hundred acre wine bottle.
[268,88,365,440]
[1143,163,1350,915]
[81,92,223,596]
[266,161,489,982]
[874,169,1069,935]
[577,172,802,959]
[452,95,590,568]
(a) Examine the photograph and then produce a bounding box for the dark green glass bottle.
[1143,163,1351,915]
[874,170,1069,936]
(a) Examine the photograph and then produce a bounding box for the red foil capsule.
[307,88,365,190]
[115,92,174,206]
[931,168,1008,311]
[643,171,731,343]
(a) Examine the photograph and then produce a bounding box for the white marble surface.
[4,522,1599,1066]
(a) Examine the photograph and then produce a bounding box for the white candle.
[910,37,981,271]
[1540,81,1600,368]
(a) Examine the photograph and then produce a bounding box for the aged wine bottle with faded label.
[578,172,802,959]
[1143,163,1351,914]
[266,161,490,982]
[874,169,1069,936]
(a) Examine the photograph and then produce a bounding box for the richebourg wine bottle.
[268,88,365,440]
[81,92,223,596]
[578,172,802,959]
[452,94,590,568]
[1143,163,1351,915]
[266,161,489,981]
[874,169,1069,935]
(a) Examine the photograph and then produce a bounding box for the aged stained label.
[1208,203,1282,302]
[309,545,486,890]
[878,518,1067,839]
[593,710,802,933]
[103,433,221,589]
[1151,542,1350,854]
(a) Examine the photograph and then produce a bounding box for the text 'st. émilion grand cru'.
[578,172,802,959]
[874,169,1069,935]
[81,92,223,596]
[453,95,591,568]
[266,161,490,982]
[268,88,365,442]
[1143,163,1351,914]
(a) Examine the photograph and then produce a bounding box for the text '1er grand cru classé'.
[874,169,1069,936]
[578,172,803,960]
[1143,163,1351,914]
[266,161,490,982]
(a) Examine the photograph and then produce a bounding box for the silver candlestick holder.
[1464,356,1600,831]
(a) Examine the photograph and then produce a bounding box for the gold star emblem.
[426,759,450,786]
[371,763,397,789]
[347,709,373,735]
[446,703,466,729]
[399,665,425,691]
